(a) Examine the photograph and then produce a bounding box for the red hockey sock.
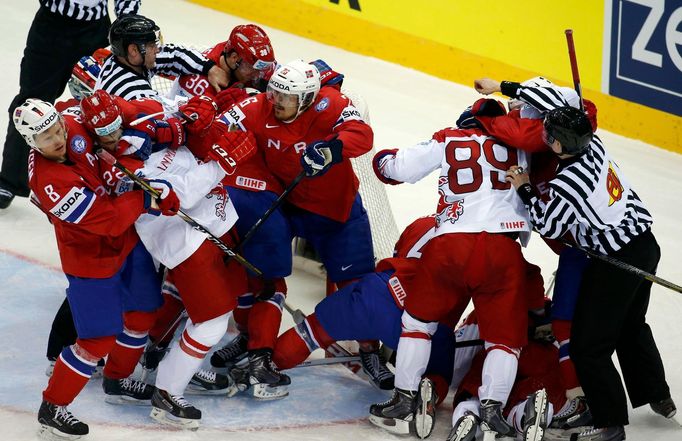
[273,314,335,368]
[553,319,581,391]
[104,311,156,379]
[43,337,114,405]
[426,373,449,406]
[234,292,254,334]
[248,279,287,350]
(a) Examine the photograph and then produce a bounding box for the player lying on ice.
[79,89,257,429]
[15,97,178,440]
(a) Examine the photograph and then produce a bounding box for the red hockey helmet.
[224,24,275,72]
[80,90,123,136]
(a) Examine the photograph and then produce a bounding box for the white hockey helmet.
[13,99,61,149]
[266,59,320,122]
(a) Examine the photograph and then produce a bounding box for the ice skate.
[37,400,88,440]
[368,388,417,435]
[480,399,516,438]
[210,333,248,369]
[248,349,290,400]
[102,376,154,405]
[446,412,480,441]
[359,348,395,390]
[549,396,592,430]
[569,425,625,441]
[522,388,549,441]
[414,377,437,439]
[150,388,201,430]
[650,397,676,419]
[187,368,237,396]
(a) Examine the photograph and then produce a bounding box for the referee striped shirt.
[96,44,214,100]
[39,0,140,21]
[504,83,653,255]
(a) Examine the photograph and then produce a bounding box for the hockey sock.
[43,337,115,405]
[478,344,520,407]
[394,312,438,391]
[234,292,254,334]
[148,292,184,345]
[552,319,582,394]
[248,281,286,350]
[156,313,229,396]
[104,310,156,379]
[273,314,334,369]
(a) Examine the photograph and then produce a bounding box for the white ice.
[1,0,681,440]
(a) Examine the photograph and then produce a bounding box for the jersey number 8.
[445,138,518,194]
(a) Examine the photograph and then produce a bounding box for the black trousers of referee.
[570,230,670,427]
[0,7,110,197]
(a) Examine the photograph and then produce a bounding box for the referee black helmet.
[109,15,160,58]
[543,106,593,155]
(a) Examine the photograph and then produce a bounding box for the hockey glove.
[215,87,249,113]
[455,106,481,129]
[142,179,180,216]
[372,149,402,185]
[154,117,186,150]
[300,138,343,177]
[310,59,344,88]
[456,98,507,130]
[179,95,218,135]
[207,130,257,175]
[118,128,154,160]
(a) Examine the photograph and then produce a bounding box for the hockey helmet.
[109,14,161,58]
[266,60,320,122]
[68,48,111,101]
[13,99,62,149]
[80,90,123,137]
[224,24,275,72]
[543,106,593,155]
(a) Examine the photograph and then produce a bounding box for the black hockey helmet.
[543,106,593,155]
[109,15,161,58]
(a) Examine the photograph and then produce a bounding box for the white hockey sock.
[478,344,520,406]
[155,313,230,396]
[394,312,438,391]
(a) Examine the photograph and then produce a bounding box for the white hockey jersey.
[132,146,238,269]
[378,128,531,238]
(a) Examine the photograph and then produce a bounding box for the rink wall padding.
[189,0,682,154]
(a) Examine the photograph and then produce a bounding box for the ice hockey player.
[80,89,257,429]
[210,59,375,399]
[96,14,228,106]
[169,24,276,110]
[371,98,532,438]
[271,214,455,437]
[483,76,675,441]
[447,309,562,441]
[15,98,178,439]
[44,48,112,378]
[456,77,598,430]
[210,58,393,391]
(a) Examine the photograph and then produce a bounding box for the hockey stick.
[558,238,682,294]
[565,29,585,111]
[237,170,306,249]
[96,149,263,276]
[293,355,361,368]
[140,309,188,382]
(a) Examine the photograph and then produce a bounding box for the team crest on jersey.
[606,162,623,206]
[70,135,87,154]
[435,177,465,227]
[315,97,330,112]
[208,187,228,221]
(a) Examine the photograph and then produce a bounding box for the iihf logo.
[70,135,87,154]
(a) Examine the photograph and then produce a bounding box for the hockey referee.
[0,0,140,209]
[485,78,676,440]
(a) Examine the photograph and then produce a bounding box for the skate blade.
[415,379,435,439]
[250,383,289,400]
[104,394,151,406]
[368,414,412,435]
[525,391,548,441]
[185,384,231,396]
[150,407,199,430]
[38,424,83,440]
[448,415,476,441]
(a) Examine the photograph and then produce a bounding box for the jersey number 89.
[445,138,517,194]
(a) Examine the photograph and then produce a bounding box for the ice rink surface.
[1,0,681,439]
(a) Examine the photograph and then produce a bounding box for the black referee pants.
[570,230,670,427]
[0,6,110,196]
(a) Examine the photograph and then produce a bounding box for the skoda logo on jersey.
[315,97,330,112]
[70,135,87,154]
